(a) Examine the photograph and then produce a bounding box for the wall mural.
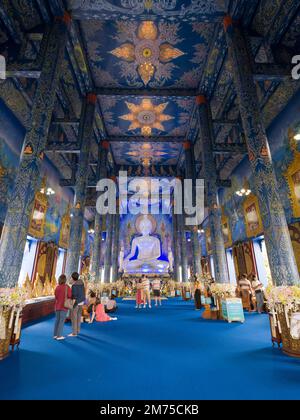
[215,90,300,257]
[0,100,91,256]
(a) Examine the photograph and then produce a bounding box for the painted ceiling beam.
[52,118,80,125]
[213,119,239,127]
[212,143,247,154]
[265,0,300,46]
[0,1,22,43]
[253,63,291,81]
[51,118,239,129]
[107,136,185,143]
[95,88,197,97]
[6,64,41,79]
[46,141,80,153]
[216,179,232,188]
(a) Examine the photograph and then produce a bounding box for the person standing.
[238,274,253,311]
[142,275,151,308]
[69,273,86,337]
[194,280,202,310]
[152,277,162,306]
[54,274,72,341]
[136,278,144,309]
[251,275,265,314]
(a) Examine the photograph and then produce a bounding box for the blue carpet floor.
[0,299,299,400]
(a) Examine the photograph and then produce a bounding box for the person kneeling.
[105,296,117,314]
[94,303,117,322]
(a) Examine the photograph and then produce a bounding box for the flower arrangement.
[0,287,29,308]
[210,283,236,298]
[265,283,300,313]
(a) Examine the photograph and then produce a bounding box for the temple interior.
[0,0,300,401]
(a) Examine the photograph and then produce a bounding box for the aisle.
[0,299,299,400]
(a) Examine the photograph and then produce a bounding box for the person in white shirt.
[152,278,162,306]
[141,275,151,308]
[251,275,265,313]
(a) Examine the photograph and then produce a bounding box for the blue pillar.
[65,93,97,278]
[172,202,180,280]
[90,141,109,280]
[104,213,113,283]
[111,206,120,283]
[183,141,203,276]
[179,212,188,282]
[0,14,71,288]
[192,227,202,277]
[196,95,229,284]
[103,174,115,283]
[224,16,300,286]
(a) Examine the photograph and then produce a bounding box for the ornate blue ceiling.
[99,95,194,137]
[111,141,182,165]
[70,0,228,21]
[81,19,215,89]
[0,0,300,177]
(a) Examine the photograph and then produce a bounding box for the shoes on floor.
[56,336,65,341]
[68,333,77,337]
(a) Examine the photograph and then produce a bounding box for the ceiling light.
[236,188,251,197]
[46,187,55,196]
[294,134,300,141]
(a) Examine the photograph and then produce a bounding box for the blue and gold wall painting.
[215,89,300,265]
[81,19,214,88]
[0,100,92,255]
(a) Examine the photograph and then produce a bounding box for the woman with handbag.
[54,274,72,340]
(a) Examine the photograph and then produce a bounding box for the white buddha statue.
[124,215,169,273]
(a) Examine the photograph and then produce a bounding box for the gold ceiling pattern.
[110,21,184,85]
[119,98,174,136]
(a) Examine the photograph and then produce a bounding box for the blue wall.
[215,88,300,251]
[0,99,91,253]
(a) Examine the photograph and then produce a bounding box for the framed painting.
[243,194,263,238]
[59,205,71,249]
[28,188,48,239]
[221,214,232,248]
[284,153,300,218]
[206,228,212,255]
